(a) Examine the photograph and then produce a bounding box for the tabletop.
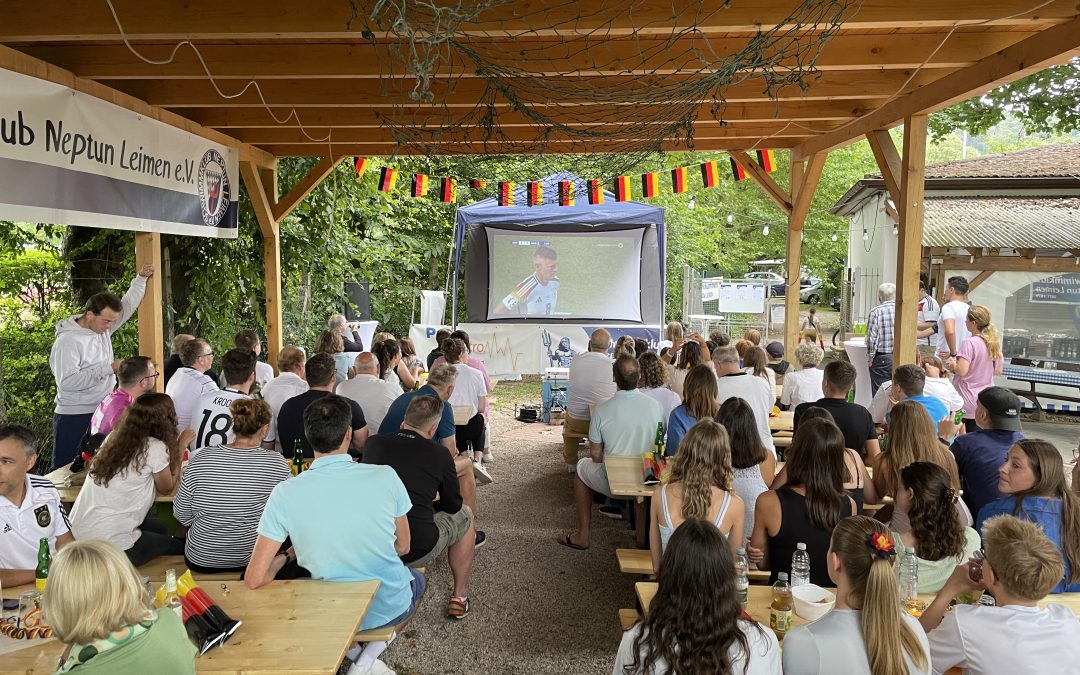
[3,579,380,675]
[47,462,177,503]
[1003,364,1080,387]
[604,455,657,498]
[769,411,794,433]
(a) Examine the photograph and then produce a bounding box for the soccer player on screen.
[496,246,560,316]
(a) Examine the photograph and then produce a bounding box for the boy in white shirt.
[920,515,1080,675]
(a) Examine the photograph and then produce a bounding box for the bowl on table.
[792,584,835,621]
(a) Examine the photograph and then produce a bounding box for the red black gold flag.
[670,166,688,194]
[411,173,429,198]
[700,161,719,188]
[730,157,747,181]
[497,181,514,206]
[526,181,543,206]
[588,179,604,205]
[756,149,777,173]
[378,167,398,192]
[558,180,574,206]
[439,178,456,203]
[353,157,368,178]
[641,172,658,198]
[614,176,631,202]
[470,179,487,190]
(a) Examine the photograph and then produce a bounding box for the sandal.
[556,534,588,550]
[446,596,470,620]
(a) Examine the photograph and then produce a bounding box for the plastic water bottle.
[734,548,750,610]
[791,542,811,588]
[899,546,926,616]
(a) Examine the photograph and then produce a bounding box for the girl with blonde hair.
[948,304,1003,432]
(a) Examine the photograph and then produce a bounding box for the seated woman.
[173,399,292,573]
[782,516,930,675]
[892,462,980,593]
[616,518,779,675]
[649,419,745,572]
[742,346,777,400]
[637,352,681,424]
[398,337,425,381]
[718,397,775,546]
[314,329,353,383]
[748,417,856,586]
[976,439,1080,593]
[374,335,419,391]
[665,364,718,456]
[663,338,709,398]
[442,338,489,465]
[70,394,189,566]
[778,342,825,410]
[43,539,196,674]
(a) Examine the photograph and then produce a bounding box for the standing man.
[494,245,560,316]
[328,313,365,353]
[49,264,153,469]
[561,329,616,473]
[865,282,896,397]
[165,338,219,433]
[89,356,158,436]
[916,278,940,355]
[938,276,971,360]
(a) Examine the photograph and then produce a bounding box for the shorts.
[576,458,615,499]
[407,507,473,570]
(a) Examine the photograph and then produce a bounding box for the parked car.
[771,276,824,302]
[830,295,842,311]
[745,271,784,283]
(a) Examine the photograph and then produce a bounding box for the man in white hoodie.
[49,265,153,469]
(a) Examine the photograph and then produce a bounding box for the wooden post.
[241,161,283,374]
[134,232,164,392]
[893,114,928,367]
[784,153,827,353]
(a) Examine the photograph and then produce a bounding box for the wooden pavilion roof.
[2,1,1079,164]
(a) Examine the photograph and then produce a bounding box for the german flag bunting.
[558,180,574,206]
[497,181,514,206]
[756,149,777,173]
[470,179,487,190]
[730,157,747,181]
[641,172,658,198]
[378,167,398,192]
[614,176,631,202]
[700,161,719,188]
[587,179,604,205]
[439,178,456,203]
[526,181,543,206]
[670,166,688,194]
[411,173,429,198]
[353,157,368,178]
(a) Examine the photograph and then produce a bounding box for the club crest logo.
[198,149,231,227]
[34,505,51,528]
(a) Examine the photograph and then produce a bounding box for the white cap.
[796,542,807,550]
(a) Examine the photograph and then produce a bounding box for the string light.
[831,232,838,242]
[763,225,770,236]
[892,223,899,236]
[688,195,696,210]
[726,213,734,225]
[862,229,870,241]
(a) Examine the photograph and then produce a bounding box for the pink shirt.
[954,336,1003,417]
[89,389,134,436]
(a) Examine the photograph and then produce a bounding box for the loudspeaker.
[343,282,371,321]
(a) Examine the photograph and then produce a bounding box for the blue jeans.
[373,568,426,630]
[52,413,93,470]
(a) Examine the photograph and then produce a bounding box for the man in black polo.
[794,360,880,460]
[277,353,366,458]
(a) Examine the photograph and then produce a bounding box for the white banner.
[0,68,239,237]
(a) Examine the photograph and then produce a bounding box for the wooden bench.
[138,555,240,582]
[354,567,425,642]
[616,548,769,583]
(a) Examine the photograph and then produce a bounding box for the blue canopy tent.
[452,171,666,325]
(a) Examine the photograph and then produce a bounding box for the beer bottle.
[291,438,305,476]
[163,569,183,619]
[652,422,665,458]
[34,538,50,593]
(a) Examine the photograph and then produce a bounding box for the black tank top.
[770,486,854,587]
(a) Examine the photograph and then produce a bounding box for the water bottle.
[734,548,750,610]
[791,542,810,588]
[899,546,925,616]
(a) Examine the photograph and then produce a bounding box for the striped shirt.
[172,444,290,569]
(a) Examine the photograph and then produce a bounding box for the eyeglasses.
[201,352,214,358]
[141,373,160,382]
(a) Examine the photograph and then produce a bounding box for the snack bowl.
[792,584,835,621]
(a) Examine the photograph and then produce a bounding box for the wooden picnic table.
[768,410,794,434]
[3,579,380,675]
[604,455,656,499]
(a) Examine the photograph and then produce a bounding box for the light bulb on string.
[762,225,770,236]
[688,195,696,210]
[892,223,899,236]
[862,229,869,241]
[726,213,734,225]
[831,232,838,242]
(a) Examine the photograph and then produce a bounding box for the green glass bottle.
[653,422,665,458]
[35,537,50,593]
[291,438,305,477]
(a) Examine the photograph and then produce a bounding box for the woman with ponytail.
[892,462,980,593]
[782,516,930,675]
[947,304,1003,432]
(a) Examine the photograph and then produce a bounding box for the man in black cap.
[950,386,1024,518]
[765,341,789,377]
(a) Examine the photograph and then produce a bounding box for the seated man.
[950,387,1025,519]
[561,329,616,473]
[713,346,776,456]
[0,425,75,587]
[430,329,495,463]
[90,356,157,436]
[921,515,1080,673]
[559,356,664,550]
[879,364,950,427]
[233,329,275,389]
[336,352,403,435]
[794,360,879,460]
[189,348,260,455]
[246,396,423,674]
[426,328,452,371]
[276,353,366,458]
[364,396,478,620]
[164,338,218,432]
[868,356,963,425]
[261,346,308,452]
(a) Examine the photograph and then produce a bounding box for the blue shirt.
[950,428,1024,518]
[906,393,950,425]
[379,385,454,441]
[976,495,1080,594]
[665,405,698,456]
[256,454,414,628]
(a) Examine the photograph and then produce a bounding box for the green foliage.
[0,248,66,318]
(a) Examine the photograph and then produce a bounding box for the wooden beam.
[729,151,792,214]
[934,255,1080,272]
[240,161,283,369]
[255,138,801,157]
[789,153,826,227]
[893,114,928,368]
[272,156,342,222]
[794,16,1080,158]
[784,152,827,352]
[260,165,278,209]
[866,129,902,205]
[134,232,164,392]
[966,270,996,292]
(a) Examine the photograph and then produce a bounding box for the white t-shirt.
[0,475,71,569]
[780,367,824,410]
[927,603,1080,675]
[336,374,404,432]
[567,351,616,419]
[165,367,219,431]
[261,372,309,452]
[639,386,682,425]
[937,301,970,355]
[190,388,250,455]
[869,377,965,424]
[613,620,781,675]
[254,361,274,388]
[448,362,488,419]
[70,438,171,550]
[715,373,776,453]
[918,295,941,346]
[783,609,931,675]
[744,366,777,400]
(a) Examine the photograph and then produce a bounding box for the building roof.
[922,196,1080,249]
[918,143,1080,179]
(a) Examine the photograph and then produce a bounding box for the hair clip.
[945,487,959,505]
[867,532,896,559]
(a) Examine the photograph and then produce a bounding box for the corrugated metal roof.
[922,196,1080,249]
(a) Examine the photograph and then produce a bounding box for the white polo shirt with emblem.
[0,474,71,569]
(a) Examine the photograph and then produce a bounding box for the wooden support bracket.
[729,151,792,215]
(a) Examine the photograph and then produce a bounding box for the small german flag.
[700,161,719,188]
[670,166,688,194]
[558,180,574,206]
[497,181,514,206]
[353,157,368,178]
[411,173,429,198]
[378,167,398,192]
[756,149,777,173]
[526,181,543,206]
[588,179,604,205]
[439,178,456,204]
[470,179,487,190]
[614,175,631,202]
[730,157,747,181]
[641,172,658,198]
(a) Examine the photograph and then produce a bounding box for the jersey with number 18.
[190,388,250,456]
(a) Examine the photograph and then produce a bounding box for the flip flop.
[557,534,588,550]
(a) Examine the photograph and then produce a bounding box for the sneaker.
[482,451,494,464]
[472,461,493,485]
[474,530,487,548]
[566,463,577,474]
[599,505,624,520]
[446,595,470,620]
[346,658,396,675]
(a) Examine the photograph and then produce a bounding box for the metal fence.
[681,266,773,342]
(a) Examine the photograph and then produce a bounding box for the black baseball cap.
[766,341,785,358]
[977,387,1022,432]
